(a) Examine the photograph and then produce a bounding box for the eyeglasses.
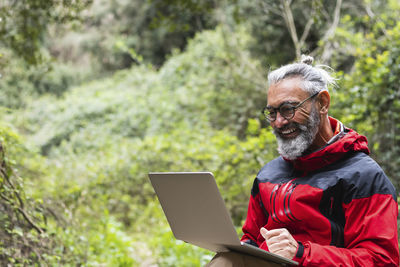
[262,92,319,122]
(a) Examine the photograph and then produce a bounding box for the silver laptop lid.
[149,172,298,265]
[148,172,239,252]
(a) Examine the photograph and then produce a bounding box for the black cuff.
[295,241,304,258]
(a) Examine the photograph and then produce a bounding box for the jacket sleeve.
[240,179,268,246]
[294,193,399,267]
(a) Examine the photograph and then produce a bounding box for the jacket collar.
[284,117,370,172]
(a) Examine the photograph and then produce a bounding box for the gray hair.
[267,55,336,94]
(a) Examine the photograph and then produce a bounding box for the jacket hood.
[286,117,370,172]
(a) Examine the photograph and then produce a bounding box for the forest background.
[0,0,399,266]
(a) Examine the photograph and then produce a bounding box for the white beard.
[273,106,320,160]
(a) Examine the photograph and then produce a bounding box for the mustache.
[273,122,307,136]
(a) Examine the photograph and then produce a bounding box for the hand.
[260,227,298,259]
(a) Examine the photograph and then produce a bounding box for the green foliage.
[150,228,213,267]
[48,0,217,72]
[0,125,75,265]
[0,0,91,65]
[15,27,265,152]
[30,121,276,264]
[3,0,400,265]
[159,26,267,135]
[0,54,93,108]
[4,26,279,264]
[332,2,400,188]
[142,201,213,266]
[84,214,137,266]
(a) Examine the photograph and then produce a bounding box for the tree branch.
[299,17,314,47]
[0,193,44,234]
[259,0,283,17]
[0,144,44,235]
[280,0,301,59]
[312,0,343,62]
[365,3,375,18]
[17,206,44,234]
[321,0,342,43]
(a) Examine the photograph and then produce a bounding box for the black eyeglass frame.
[262,91,319,122]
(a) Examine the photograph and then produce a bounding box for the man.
[207,56,399,266]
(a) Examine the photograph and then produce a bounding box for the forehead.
[267,77,308,106]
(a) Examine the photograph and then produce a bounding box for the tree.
[0,0,92,65]
[0,125,84,265]
[216,0,371,66]
[333,0,400,189]
[46,0,218,71]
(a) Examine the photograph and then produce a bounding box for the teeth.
[281,128,296,135]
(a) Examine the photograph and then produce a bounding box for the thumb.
[260,227,269,239]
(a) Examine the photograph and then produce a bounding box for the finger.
[266,234,285,246]
[267,238,292,251]
[270,232,297,247]
[261,228,285,240]
[260,227,269,239]
[268,238,298,253]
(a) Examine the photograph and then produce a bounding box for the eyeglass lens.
[265,104,295,121]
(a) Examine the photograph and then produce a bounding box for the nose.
[271,112,288,128]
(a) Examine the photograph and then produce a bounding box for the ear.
[318,90,330,115]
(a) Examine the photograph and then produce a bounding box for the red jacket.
[241,117,399,266]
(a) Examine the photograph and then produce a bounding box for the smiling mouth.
[277,126,299,139]
[281,128,296,135]
[273,122,302,139]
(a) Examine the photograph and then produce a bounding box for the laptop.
[148,172,298,266]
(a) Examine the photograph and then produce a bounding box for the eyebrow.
[266,101,299,109]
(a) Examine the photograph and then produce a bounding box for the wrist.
[293,241,304,260]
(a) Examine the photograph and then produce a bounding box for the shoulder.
[342,152,396,201]
[256,156,293,182]
[249,157,292,196]
[320,152,396,202]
